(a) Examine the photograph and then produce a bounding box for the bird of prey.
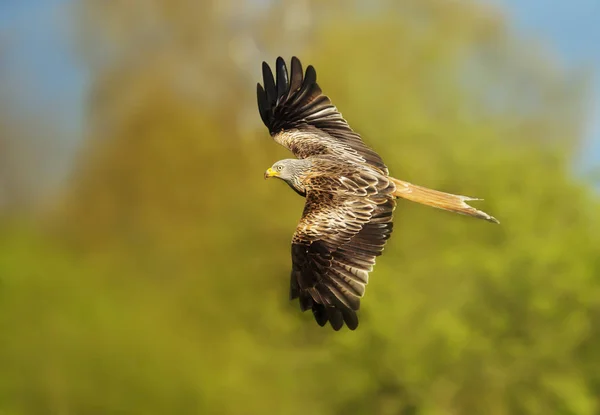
[258,57,498,331]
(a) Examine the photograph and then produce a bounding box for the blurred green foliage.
[1,0,600,414]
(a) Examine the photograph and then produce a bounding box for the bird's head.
[265,159,292,181]
[264,159,310,196]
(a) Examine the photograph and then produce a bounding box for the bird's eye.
[277,165,283,171]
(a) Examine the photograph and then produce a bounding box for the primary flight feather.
[258,57,498,331]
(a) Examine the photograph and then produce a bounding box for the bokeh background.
[1,0,600,414]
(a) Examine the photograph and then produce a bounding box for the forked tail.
[390,177,499,224]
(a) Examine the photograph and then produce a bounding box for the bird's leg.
[389,177,499,224]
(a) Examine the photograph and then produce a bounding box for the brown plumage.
[259,57,498,331]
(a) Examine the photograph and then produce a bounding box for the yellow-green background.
[1,0,599,413]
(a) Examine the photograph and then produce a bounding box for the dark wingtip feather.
[312,304,328,327]
[291,56,302,70]
[328,293,360,330]
[304,65,317,85]
[261,61,276,106]
[327,307,344,331]
[342,309,359,330]
[288,56,304,96]
[275,56,289,101]
[256,83,270,126]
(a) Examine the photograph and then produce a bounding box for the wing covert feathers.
[290,170,396,330]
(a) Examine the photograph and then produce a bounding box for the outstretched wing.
[257,56,388,174]
[290,172,396,330]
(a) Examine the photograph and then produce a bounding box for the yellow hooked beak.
[264,167,279,179]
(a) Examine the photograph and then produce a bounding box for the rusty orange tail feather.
[390,177,499,224]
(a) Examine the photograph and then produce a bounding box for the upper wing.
[290,173,396,330]
[257,56,388,174]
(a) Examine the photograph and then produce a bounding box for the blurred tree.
[1,0,599,414]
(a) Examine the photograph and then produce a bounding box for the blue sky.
[492,0,600,171]
[0,0,86,135]
[1,0,599,171]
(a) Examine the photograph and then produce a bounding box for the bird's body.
[258,57,498,330]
